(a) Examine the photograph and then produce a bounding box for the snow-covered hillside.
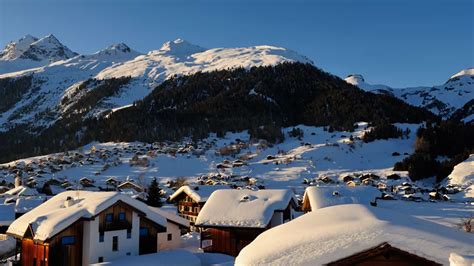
[345,69,474,119]
[445,155,474,200]
[0,34,77,74]
[0,42,141,130]
[0,123,418,193]
[0,36,311,131]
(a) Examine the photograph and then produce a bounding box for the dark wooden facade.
[20,220,84,266]
[175,194,203,224]
[199,200,296,256]
[139,217,165,255]
[328,243,441,266]
[98,201,134,232]
[201,227,264,256]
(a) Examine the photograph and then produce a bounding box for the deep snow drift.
[235,204,474,265]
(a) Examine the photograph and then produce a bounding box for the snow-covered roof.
[195,189,295,228]
[7,191,167,241]
[91,249,201,266]
[169,185,230,203]
[1,186,38,197]
[235,204,474,265]
[303,186,381,210]
[147,206,190,228]
[15,197,45,214]
[0,204,15,226]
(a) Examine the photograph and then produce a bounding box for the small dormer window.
[106,213,113,222]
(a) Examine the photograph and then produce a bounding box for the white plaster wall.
[82,212,140,265]
[157,222,181,250]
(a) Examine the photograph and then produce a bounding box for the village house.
[117,180,144,193]
[235,204,474,265]
[195,189,297,256]
[301,186,381,212]
[6,191,188,266]
[169,185,229,228]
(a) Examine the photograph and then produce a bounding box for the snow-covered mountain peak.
[155,38,206,58]
[344,74,365,86]
[0,34,39,61]
[92,43,141,59]
[19,34,77,62]
[344,69,474,118]
[449,68,474,80]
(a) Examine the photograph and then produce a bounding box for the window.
[106,213,113,222]
[99,232,104,242]
[119,212,126,221]
[139,227,148,236]
[127,228,131,239]
[126,252,131,256]
[167,233,172,241]
[61,236,75,245]
[98,257,104,263]
[112,236,118,251]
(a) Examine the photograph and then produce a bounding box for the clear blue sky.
[1,0,473,87]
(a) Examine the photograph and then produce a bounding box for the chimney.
[64,196,75,207]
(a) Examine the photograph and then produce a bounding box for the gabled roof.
[15,197,45,214]
[117,181,143,191]
[7,191,167,241]
[169,185,230,203]
[235,204,474,265]
[1,186,38,197]
[303,186,381,210]
[195,189,296,228]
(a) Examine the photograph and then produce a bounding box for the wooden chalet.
[195,189,297,256]
[6,191,186,266]
[168,185,229,228]
[234,204,473,265]
[117,180,144,193]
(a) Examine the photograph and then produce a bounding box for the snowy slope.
[0,42,142,130]
[0,34,77,74]
[345,68,474,118]
[0,37,311,131]
[345,70,474,117]
[445,155,474,199]
[94,39,313,109]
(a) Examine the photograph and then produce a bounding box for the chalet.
[169,185,229,227]
[105,177,119,186]
[235,204,473,265]
[195,189,297,256]
[7,191,187,266]
[302,186,381,212]
[79,177,94,187]
[117,180,144,193]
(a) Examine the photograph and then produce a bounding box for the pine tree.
[146,177,162,207]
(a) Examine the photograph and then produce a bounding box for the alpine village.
[0,1,473,265]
